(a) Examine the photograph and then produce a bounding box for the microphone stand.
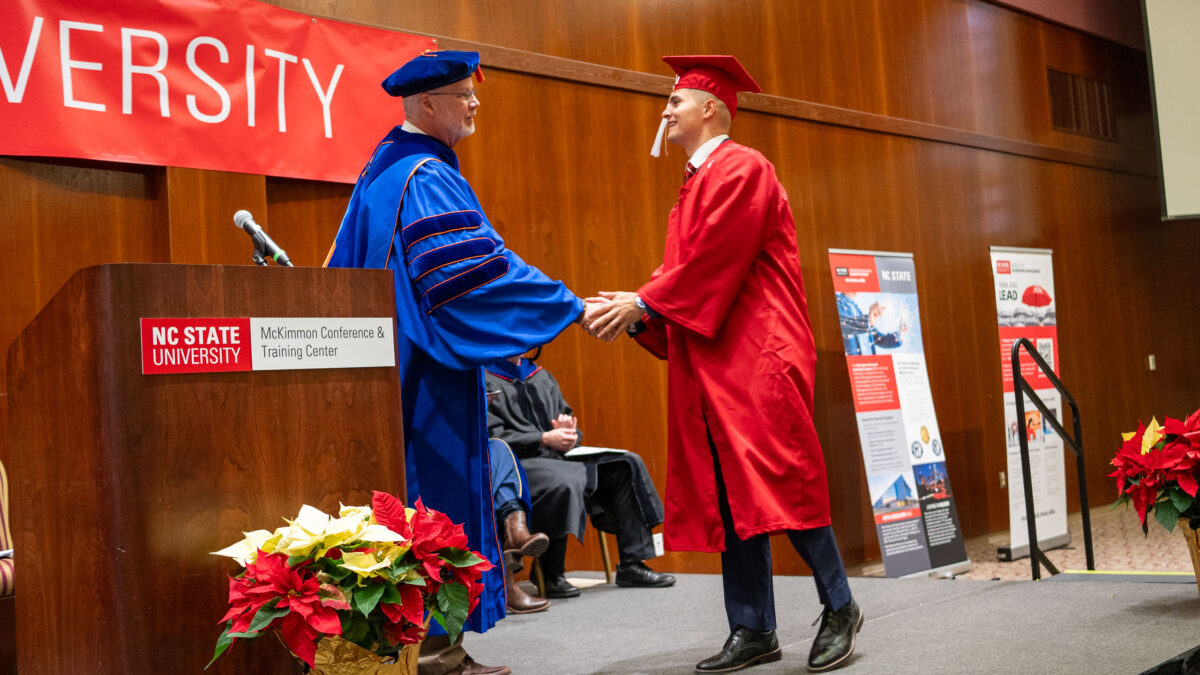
[251,242,269,267]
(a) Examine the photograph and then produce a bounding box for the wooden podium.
[5,264,405,674]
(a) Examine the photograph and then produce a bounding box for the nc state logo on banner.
[0,0,436,183]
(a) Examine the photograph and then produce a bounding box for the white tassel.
[649,117,669,157]
[650,76,679,157]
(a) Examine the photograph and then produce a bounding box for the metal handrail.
[1010,337,1095,580]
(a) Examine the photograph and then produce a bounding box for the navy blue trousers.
[711,432,852,633]
[489,438,528,520]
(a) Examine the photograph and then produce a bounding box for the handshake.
[580,290,644,343]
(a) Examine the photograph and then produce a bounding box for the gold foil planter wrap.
[310,636,420,675]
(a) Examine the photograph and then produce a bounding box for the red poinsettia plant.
[207,492,491,669]
[1109,406,1200,534]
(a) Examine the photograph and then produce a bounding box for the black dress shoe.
[542,574,581,598]
[615,561,676,588]
[696,626,781,673]
[807,597,863,672]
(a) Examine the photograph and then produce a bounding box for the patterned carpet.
[849,504,1199,582]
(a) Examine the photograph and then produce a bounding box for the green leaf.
[224,598,291,639]
[205,622,236,669]
[435,583,470,641]
[388,558,420,577]
[323,562,355,581]
[342,613,371,647]
[288,554,310,567]
[1109,495,1131,510]
[1167,486,1195,514]
[428,608,446,635]
[379,583,402,606]
[354,580,388,617]
[440,549,487,568]
[1154,498,1181,532]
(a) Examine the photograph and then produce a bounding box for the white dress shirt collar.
[402,120,428,135]
[687,134,730,172]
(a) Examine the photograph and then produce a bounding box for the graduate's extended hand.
[585,291,642,342]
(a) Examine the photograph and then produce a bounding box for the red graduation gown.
[636,140,831,552]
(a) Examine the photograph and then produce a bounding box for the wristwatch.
[627,295,649,336]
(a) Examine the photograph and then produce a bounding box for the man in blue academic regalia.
[325,50,585,675]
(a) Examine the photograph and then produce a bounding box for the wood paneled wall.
[3,0,1198,577]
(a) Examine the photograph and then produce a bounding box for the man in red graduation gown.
[586,55,863,673]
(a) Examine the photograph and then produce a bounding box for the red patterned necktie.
[684,163,697,182]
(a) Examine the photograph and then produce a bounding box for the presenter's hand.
[552,414,577,430]
[542,428,578,453]
[586,291,643,342]
[581,298,607,333]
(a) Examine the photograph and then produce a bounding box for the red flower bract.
[380,584,427,644]
[219,552,341,668]
[372,490,410,536]
[402,499,474,585]
[1165,410,1200,450]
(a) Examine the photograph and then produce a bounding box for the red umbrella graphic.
[1022,285,1052,307]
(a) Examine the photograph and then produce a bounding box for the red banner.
[1,0,436,183]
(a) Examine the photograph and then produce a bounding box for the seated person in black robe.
[485,355,675,597]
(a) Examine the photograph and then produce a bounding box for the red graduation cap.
[662,55,762,118]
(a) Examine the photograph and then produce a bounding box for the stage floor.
[469,573,1200,674]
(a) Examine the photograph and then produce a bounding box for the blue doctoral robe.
[326,127,583,633]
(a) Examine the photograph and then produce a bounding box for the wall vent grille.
[1047,69,1116,141]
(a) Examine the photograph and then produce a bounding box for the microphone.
[233,210,293,267]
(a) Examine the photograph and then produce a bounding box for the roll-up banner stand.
[828,249,970,578]
[989,247,1070,560]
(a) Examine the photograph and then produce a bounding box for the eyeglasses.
[426,89,478,101]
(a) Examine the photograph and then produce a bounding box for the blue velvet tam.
[382,50,484,97]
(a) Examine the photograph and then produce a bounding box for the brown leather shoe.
[502,510,549,558]
[504,549,524,574]
[449,654,511,675]
[506,571,550,614]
